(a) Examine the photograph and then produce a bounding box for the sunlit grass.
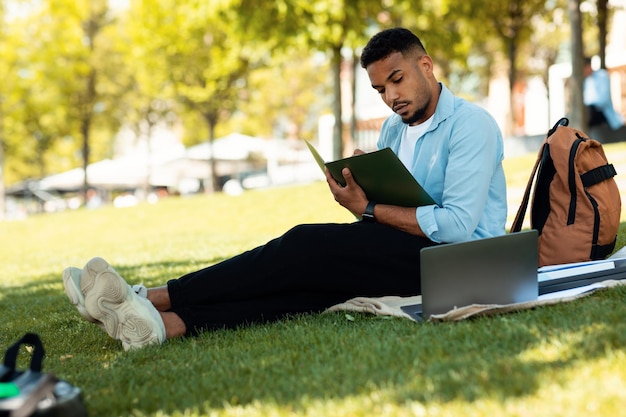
[1,145,626,416]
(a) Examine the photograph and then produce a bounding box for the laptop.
[401,230,539,321]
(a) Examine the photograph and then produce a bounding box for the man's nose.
[385,86,399,104]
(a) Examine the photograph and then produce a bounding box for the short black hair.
[360,27,427,69]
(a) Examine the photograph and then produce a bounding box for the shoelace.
[131,284,147,298]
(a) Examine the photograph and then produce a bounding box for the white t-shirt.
[398,115,434,169]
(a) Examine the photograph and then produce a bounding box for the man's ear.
[419,55,434,74]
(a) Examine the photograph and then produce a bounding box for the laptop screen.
[419,230,539,318]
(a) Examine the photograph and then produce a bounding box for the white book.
[538,259,616,281]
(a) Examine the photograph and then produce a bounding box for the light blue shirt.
[377,83,507,243]
[584,69,624,130]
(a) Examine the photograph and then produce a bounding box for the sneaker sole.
[83,259,164,350]
[62,267,100,325]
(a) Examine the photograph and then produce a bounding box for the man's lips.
[393,102,409,113]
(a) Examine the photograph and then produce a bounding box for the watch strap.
[362,201,376,222]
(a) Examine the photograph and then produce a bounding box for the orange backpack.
[511,118,621,267]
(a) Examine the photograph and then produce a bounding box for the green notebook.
[305,140,436,207]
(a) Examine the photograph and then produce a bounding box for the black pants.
[167,222,437,336]
[588,105,608,127]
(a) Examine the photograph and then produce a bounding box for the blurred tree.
[70,0,117,204]
[0,0,6,219]
[238,0,383,159]
[178,1,333,143]
[231,51,332,141]
[526,1,569,105]
[1,0,76,209]
[4,0,124,204]
[3,0,174,205]
[597,0,608,68]
[585,0,614,69]
[381,0,486,97]
[120,2,179,199]
[2,0,622,203]
[569,0,585,128]
[2,5,61,182]
[133,0,257,192]
[450,0,551,135]
[297,0,384,159]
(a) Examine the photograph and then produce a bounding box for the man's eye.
[393,77,403,84]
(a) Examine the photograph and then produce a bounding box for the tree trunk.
[80,66,96,205]
[141,122,154,201]
[568,0,585,130]
[203,113,219,193]
[350,50,358,151]
[80,114,91,206]
[0,133,4,221]
[80,5,100,206]
[507,38,519,135]
[331,45,343,160]
[597,0,608,69]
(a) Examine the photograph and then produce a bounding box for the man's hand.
[325,166,368,217]
[324,148,367,215]
[324,148,426,237]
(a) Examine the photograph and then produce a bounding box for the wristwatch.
[361,201,376,222]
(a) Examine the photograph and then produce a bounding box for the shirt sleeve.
[416,110,502,243]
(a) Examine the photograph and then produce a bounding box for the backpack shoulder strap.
[510,143,544,233]
[510,118,569,233]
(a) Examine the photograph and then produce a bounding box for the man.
[62,27,507,350]
[583,56,624,131]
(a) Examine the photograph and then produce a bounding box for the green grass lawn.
[1,143,626,417]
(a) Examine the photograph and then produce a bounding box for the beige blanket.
[325,279,626,322]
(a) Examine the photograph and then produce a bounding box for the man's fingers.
[342,167,355,186]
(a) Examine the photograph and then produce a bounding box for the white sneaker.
[62,266,102,326]
[82,257,166,351]
[62,266,147,328]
